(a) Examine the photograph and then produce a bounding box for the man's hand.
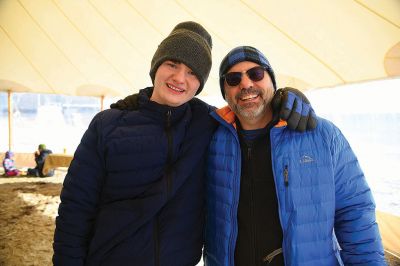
[110,94,139,111]
[271,87,317,132]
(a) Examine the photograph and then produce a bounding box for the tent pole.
[100,95,104,111]
[7,90,13,151]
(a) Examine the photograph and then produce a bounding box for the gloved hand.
[110,93,139,111]
[271,87,317,132]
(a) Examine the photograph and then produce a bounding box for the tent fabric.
[0,0,399,97]
[0,1,399,261]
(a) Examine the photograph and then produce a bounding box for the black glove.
[110,93,139,111]
[271,87,317,132]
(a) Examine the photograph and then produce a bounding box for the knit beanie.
[38,144,46,150]
[219,46,276,99]
[5,151,13,158]
[150,21,212,95]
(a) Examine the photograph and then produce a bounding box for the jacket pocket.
[283,158,293,212]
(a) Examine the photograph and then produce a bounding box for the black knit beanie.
[219,46,277,99]
[150,21,212,95]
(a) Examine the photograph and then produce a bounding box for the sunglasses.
[223,66,267,87]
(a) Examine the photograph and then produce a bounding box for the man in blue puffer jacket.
[204,46,386,266]
[53,21,317,265]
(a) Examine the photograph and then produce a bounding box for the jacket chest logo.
[299,155,315,164]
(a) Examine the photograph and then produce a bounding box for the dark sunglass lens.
[248,67,265,82]
[225,72,242,86]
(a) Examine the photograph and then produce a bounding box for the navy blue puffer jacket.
[53,87,217,265]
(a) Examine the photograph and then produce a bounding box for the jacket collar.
[138,87,191,125]
[215,105,287,129]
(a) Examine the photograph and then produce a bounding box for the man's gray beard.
[229,99,267,120]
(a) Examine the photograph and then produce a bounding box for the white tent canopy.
[0,0,399,98]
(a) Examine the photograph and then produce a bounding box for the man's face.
[224,61,274,123]
[151,60,200,107]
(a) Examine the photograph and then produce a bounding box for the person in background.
[2,151,20,177]
[27,144,54,177]
[53,22,316,265]
[204,46,386,266]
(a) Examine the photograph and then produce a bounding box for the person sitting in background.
[27,144,54,177]
[2,151,20,177]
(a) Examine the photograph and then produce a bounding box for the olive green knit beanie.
[38,144,46,150]
[149,21,212,95]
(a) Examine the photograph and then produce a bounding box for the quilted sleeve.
[330,123,386,265]
[53,112,107,265]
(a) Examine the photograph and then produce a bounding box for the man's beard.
[227,87,268,120]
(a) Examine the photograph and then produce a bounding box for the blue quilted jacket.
[204,107,386,266]
[53,88,217,266]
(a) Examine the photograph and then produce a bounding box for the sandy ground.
[0,169,399,266]
[0,170,65,266]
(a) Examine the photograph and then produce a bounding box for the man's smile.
[239,94,259,102]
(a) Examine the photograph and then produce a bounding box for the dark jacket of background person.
[27,147,54,177]
[204,107,386,266]
[53,87,217,265]
[35,148,54,177]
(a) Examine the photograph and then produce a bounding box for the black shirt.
[234,121,284,266]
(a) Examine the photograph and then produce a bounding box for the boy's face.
[151,60,200,107]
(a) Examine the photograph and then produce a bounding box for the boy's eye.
[188,71,196,76]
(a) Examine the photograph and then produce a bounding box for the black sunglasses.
[223,66,267,87]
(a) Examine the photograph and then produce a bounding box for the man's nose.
[239,73,254,89]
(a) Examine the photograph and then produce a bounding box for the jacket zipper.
[165,110,173,198]
[284,164,292,213]
[284,165,289,187]
[228,132,241,266]
[154,110,172,266]
[270,129,287,265]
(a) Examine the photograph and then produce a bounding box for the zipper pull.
[263,248,283,264]
[284,165,289,186]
